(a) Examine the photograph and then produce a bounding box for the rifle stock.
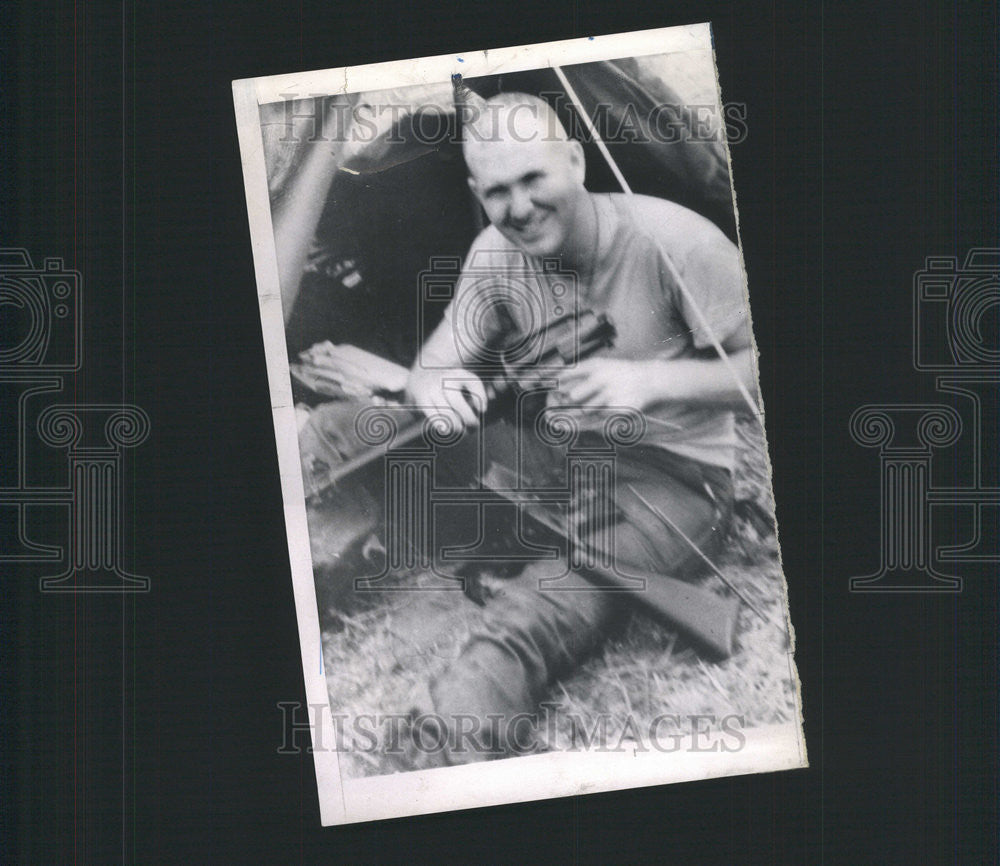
[483,462,738,659]
[578,568,739,659]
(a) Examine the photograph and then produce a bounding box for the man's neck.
[558,192,601,278]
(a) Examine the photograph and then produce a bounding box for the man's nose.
[508,186,534,223]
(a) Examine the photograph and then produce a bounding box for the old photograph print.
[234,24,806,825]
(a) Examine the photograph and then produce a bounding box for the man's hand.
[550,358,653,412]
[552,349,757,412]
[406,365,488,432]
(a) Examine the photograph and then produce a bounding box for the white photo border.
[233,22,806,827]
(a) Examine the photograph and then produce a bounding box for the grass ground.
[318,414,798,778]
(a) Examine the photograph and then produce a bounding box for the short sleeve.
[676,235,749,352]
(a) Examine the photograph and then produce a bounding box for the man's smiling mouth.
[511,212,551,240]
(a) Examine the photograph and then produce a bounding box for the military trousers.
[298,399,733,762]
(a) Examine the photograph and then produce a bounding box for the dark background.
[3,1,997,862]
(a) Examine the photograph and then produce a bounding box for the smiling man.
[403,92,759,763]
[409,93,755,435]
[465,95,591,259]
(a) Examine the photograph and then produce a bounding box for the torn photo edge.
[232,22,806,827]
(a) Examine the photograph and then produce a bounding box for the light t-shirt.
[445,193,752,470]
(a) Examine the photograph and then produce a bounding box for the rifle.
[304,309,616,501]
[483,462,740,659]
[304,308,740,656]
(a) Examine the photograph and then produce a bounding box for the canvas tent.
[259,57,737,373]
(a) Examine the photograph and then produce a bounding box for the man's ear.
[467,174,484,204]
[568,139,586,185]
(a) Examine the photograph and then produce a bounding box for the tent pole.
[552,65,763,426]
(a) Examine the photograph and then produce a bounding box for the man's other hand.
[406,365,488,432]
[553,351,757,411]
[550,358,652,411]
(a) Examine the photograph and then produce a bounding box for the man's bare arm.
[407,312,488,429]
[642,346,757,410]
[557,336,756,413]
